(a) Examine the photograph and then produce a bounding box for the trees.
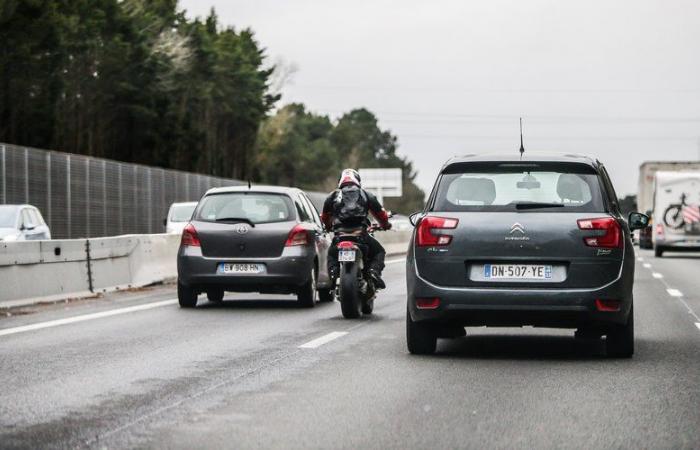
[0,0,276,178]
[255,105,425,214]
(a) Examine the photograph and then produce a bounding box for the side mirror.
[409,212,423,227]
[628,212,649,231]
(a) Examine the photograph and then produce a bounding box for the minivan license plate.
[484,264,552,280]
[338,250,356,262]
[217,263,265,274]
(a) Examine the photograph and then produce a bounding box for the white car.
[0,205,51,241]
[164,202,198,234]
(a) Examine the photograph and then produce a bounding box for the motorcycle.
[334,225,383,319]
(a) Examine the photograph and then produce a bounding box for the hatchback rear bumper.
[178,246,315,294]
[407,258,632,329]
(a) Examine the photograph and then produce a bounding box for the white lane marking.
[0,299,177,338]
[637,257,644,262]
[643,263,652,269]
[299,331,348,349]
[696,323,700,331]
[666,288,683,297]
[386,258,406,265]
[652,272,664,279]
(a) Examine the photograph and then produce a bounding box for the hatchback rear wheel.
[207,289,224,303]
[606,304,634,358]
[297,265,317,308]
[406,308,437,355]
[178,282,198,308]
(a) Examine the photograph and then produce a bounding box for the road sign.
[359,168,402,204]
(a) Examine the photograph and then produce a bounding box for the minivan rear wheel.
[297,266,317,308]
[178,282,198,308]
[406,308,437,355]
[606,304,634,358]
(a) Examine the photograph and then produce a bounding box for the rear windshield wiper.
[214,217,255,226]
[515,202,565,210]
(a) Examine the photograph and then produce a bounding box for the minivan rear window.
[433,162,606,213]
[195,193,295,224]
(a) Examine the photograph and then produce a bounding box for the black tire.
[297,265,317,308]
[207,289,224,303]
[654,246,664,257]
[606,304,634,358]
[318,287,335,302]
[361,296,374,315]
[178,282,198,308]
[339,264,362,319]
[406,308,437,355]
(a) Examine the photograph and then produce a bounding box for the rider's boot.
[368,269,386,290]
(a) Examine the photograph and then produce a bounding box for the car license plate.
[338,250,356,262]
[484,264,552,280]
[217,263,266,274]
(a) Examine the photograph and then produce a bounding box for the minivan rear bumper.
[407,258,632,329]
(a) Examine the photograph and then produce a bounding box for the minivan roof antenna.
[519,117,525,160]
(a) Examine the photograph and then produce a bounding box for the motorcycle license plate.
[338,250,356,262]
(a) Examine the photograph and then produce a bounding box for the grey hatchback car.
[177,186,333,308]
[406,154,649,357]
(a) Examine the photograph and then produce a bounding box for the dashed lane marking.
[299,331,349,349]
[637,257,644,262]
[666,288,683,297]
[696,323,700,332]
[0,299,178,338]
[652,272,664,279]
[643,263,652,269]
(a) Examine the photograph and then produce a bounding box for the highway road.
[1,249,699,449]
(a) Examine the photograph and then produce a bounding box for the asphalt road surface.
[1,249,699,449]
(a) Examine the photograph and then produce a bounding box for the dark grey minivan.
[177,186,333,308]
[406,154,649,357]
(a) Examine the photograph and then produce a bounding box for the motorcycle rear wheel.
[339,264,362,319]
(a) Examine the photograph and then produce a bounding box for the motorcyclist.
[321,169,392,289]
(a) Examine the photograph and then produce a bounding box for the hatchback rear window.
[433,162,606,213]
[195,193,295,224]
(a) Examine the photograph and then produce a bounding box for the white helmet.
[338,168,361,188]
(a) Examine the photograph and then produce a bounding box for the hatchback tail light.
[577,217,622,248]
[416,216,459,247]
[181,223,201,247]
[286,224,311,246]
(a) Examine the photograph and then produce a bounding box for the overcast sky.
[181,0,700,197]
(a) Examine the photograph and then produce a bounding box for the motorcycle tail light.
[577,217,622,248]
[337,241,355,249]
[181,223,201,247]
[416,216,458,247]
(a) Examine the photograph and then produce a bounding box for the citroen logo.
[510,222,525,234]
[235,224,249,234]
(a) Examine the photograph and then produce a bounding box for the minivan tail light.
[181,223,201,247]
[595,299,621,312]
[577,217,622,248]
[286,224,310,246]
[416,216,459,247]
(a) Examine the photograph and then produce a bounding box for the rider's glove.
[383,222,392,231]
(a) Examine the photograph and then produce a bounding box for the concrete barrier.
[0,230,412,308]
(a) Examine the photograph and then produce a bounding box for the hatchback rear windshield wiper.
[214,217,255,226]
[514,202,565,210]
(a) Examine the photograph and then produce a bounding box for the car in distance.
[406,153,648,357]
[164,202,198,234]
[177,186,334,308]
[0,204,51,241]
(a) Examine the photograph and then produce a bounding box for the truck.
[651,171,700,257]
[637,161,700,248]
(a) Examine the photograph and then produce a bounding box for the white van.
[652,171,700,257]
[164,202,198,234]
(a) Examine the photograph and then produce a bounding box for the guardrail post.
[85,239,94,293]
